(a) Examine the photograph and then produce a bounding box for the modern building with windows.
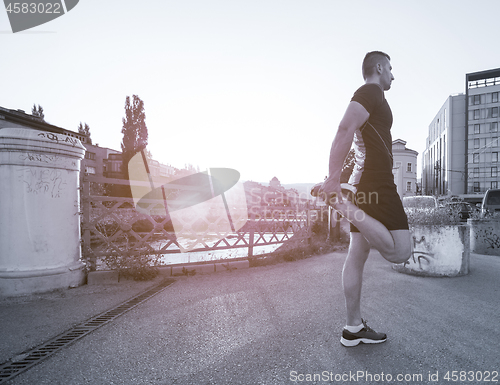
[421,68,500,203]
[421,94,467,197]
[392,139,418,199]
[465,68,500,196]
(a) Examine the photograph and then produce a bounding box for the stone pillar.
[0,128,86,296]
[468,218,500,256]
[393,224,470,277]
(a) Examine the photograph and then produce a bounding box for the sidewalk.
[0,274,167,366]
[1,249,499,384]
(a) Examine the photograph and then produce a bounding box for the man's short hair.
[362,51,391,80]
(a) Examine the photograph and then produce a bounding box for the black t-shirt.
[348,83,394,185]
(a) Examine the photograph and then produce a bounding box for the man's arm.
[319,101,369,202]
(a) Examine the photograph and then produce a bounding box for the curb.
[87,260,250,285]
[169,260,250,276]
[85,243,349,285]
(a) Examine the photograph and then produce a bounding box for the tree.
[118,95,148,197]
[121,95,148,177]
[340,148,355,183]
[78,122,92,144]
[31,104,45,120]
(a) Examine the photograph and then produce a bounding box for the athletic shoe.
[340,319,387,347]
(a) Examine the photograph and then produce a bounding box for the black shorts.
[350,181,409,233]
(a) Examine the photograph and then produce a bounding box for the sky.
[2,0,500,185]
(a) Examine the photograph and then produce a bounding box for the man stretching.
[318,51,411,347]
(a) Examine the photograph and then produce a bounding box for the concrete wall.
[393,225,470,277]
[469,219,500,256]
[0,128,86,296]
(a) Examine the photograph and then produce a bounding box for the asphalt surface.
[1,250,499,385]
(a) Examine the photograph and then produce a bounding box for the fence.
[80,175,316,271]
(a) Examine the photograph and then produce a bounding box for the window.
[407,163,412,172]
[474,95,481,105]
[492,137,499,148]
[85,166,96,174]
[474,167,479,177]
[473,153,479,163]
[474,124,480,134]
[493,92,499,103]
[492,181,499,189]
[493,152,498,162]
[406,181,412,191]
[85,152,96,160]
[474,138,480,149]
[492,107,499,118]
[474,109,480,120]
[474,182,481,192]
[492,122,498,133]
[492,167,498,178]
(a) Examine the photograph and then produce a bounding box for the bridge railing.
[80,175,314,271]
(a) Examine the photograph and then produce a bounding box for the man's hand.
[318,177,343,207]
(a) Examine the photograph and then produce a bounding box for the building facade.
[392,139,418,199]
[0,106,88,144]
[465,69,500,196]
[421,94,467,197]
[0,106,177,188]
[101,152,177,181]
[421,68,500,203]
[82,143,120,177]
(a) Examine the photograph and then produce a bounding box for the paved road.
[6,250,500,384]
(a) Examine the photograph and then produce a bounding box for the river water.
[158,243,282,265]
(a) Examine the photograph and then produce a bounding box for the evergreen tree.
[120,95,148,195]
[31,104,45,120]
[78,122,92,144]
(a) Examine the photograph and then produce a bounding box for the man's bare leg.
[340,231,388,347]
[332,198,410,264]
[343,232,371,326]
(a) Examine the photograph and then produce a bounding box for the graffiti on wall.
[20,152,58,164]
[18,168,67,198]
[37,132,80,147]
[19,152,78,169]
[397,226,466,276]
[484,234,500,249]
[477,228,500,250]
[404,235,436,270]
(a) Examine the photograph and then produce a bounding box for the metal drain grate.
[0,278,175,383]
